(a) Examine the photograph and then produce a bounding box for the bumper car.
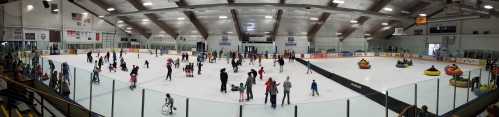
[406,60,413,66]
[424,70,441,76]
[358,63,371,69]
[445,66,463,76]
[396,63,408,68]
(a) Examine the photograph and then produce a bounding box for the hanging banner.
[96,33,100,41]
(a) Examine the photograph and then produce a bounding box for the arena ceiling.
[71,0,499,41]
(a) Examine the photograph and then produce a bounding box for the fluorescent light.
[46,0,52,2]
[26,5,34,11]
[177,17,185,20]
[126,27,133,30]
[98,16,105,18]
[264,32,270,34]
[382,26,392,30]
[227,32,233,34]
[383,7,393,12]
[143,2,153,6]
[52,9,59,12]
[82,12,88,15]
[350,20,358,24]
[309,17,319,21]
[364,33,371,36]
[336,32,342,35]
[142,19,150,22]
[265,16,273,19]
[332,0,344,4]
[117,20,123,23]
[219,16,228,19]
[484,5,494,9]
[419,13,427,17]
[381,22,389,26]
[107,8,115,11]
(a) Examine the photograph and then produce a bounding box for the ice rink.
[42,53,362,117]
[40,54,489,116]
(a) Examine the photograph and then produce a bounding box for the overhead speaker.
[42,0,49,8]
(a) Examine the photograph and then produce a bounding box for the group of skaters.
[219,68,320,109]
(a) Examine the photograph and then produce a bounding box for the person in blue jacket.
[311,80,319,96]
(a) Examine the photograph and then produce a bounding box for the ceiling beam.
[110,3,412,21]
[339,0,393,41]
[176,0,209,40]
[89,0,151,38]
[306,1,339,42]
[307,13,331,42]
[270,9,283,41]
[270,0,285,41]
[228,0,244,41]
[126,0,178,39]
[230,9,244,41]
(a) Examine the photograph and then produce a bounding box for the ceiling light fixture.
[418,13,427,17]
[332,0,344,4]
[484,5,494,9]
[143,2,153,6]
[309,17,319,21]
[117,20,123,23]
[52,9,59,12]
[381,22,389,26]
[26,5,34,11]
[177,17,185,20]
[142,19,150,22]
[98,16,105,18]
[336,32,343,35]
[350,20,358,24]
[383,7,393,12]
[265,16,273,19]
[107,8,115,11]
[126,27,133,30]
[219,15,228,19]
[82,12,88,15]
[227,32,233,34]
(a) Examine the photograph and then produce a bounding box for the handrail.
[0,75,93,117]
[1,105,8,117]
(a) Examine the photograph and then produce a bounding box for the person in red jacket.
[264,77,273,104]
[258,67,265,80]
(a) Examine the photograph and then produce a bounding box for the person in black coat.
[278,57,285,73]
[250,69,257,84]
[220,68,228,93]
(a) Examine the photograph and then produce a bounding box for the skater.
[48,60,55,73]
[91,66,100,83]
[163,93,176,114]
[49,71,58,89]
[245,73,254,100]
[197,62,202,75]
[220,68,228,93]
[174,58,180,68]
[306,60,312,74]
[129,65,139,89]
[264,78,273,104]
[166,64,172,81]
[120,48,123,58]
[112,50,117,63]
[239,82,245,102]
[61,62,70,85]
[258,67,265,80]
[311,80,319,96]
[98,57,103,70]
[258,55,262,66]
[250,69,257,83]
[278,56,285,73]
[144,60,149,69]
[87,51,93,63]
[282,76,292,105]
[105,51,110,62]
[270,81,279,108]
[232,58,238,73]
